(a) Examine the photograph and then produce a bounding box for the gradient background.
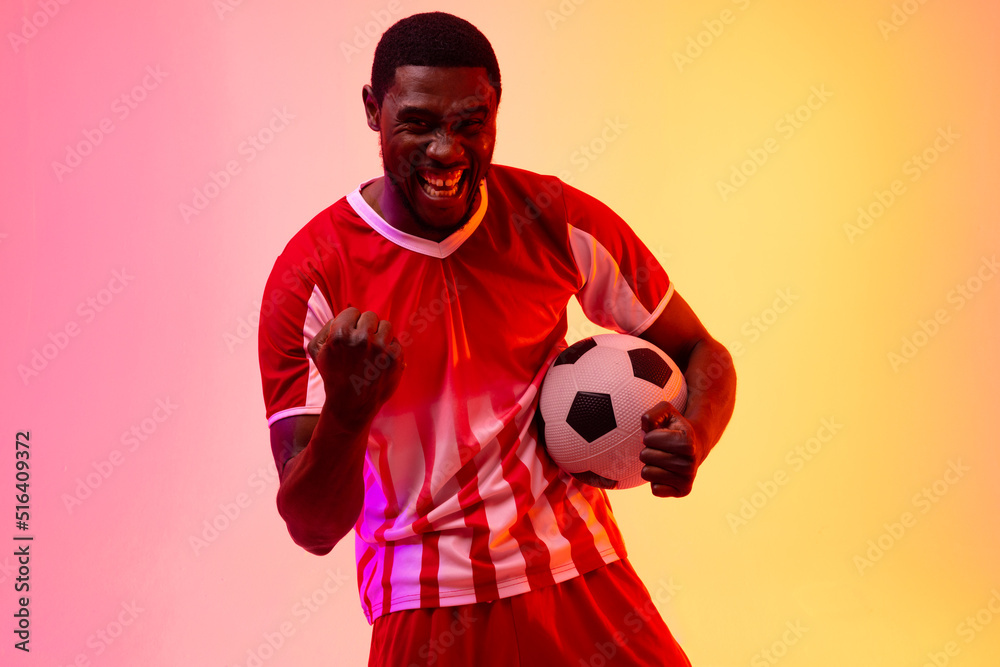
[3,1,999,665]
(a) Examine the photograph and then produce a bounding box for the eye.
[458,117,485,132]
[403,117,430,131]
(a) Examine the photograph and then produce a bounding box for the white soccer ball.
[537,334,688,490]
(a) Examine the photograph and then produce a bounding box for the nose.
[425,128,463,164]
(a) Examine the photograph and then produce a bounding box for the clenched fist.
[307,307,405,428]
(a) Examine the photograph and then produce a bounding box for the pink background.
[3,1,999,665]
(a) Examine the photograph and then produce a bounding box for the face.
[364,66,498,239]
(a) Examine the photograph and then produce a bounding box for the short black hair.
[370,12,501,105]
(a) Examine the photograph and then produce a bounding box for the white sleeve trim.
[626,284,674,336]
[266,285,332,427]
[267,406,323,427]
[568,224,671,335]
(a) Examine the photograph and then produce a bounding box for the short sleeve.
[257,242,336,426]
[562,184,673,335]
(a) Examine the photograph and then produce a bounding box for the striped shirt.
[258,165,672,623]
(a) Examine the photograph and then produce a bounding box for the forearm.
[275,406,369,555]
[680,337,737,462]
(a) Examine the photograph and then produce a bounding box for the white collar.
[346,178,488,258]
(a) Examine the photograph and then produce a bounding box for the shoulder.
[486,164,568,201]
[267,192,374,286]
[262,194,360,305]
[484,164,583,226]
[277,196,356,262]
[481,165,633,245]
[485,164,615,215]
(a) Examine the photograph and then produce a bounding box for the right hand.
[307,307,405,427]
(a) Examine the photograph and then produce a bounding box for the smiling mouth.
[417,168,467,198]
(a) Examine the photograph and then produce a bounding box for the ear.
[362,85,381,131]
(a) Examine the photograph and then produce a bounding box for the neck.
[361,176,477,242]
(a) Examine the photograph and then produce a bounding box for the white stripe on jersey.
[303,285,333,411]
[568,224,674,335]
[372,411,425,537]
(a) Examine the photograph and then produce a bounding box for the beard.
[379,143,489,238]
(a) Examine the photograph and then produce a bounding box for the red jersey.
[258,165,673,623]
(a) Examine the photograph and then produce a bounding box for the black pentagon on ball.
[534,408,546,448]
[553,337,598,366]
[628,348,673,388]
[566,391,617,443]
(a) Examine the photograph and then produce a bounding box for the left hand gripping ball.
[537,334,687,489]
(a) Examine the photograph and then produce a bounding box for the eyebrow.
[396,104,490,118]
[457,104,490,115]
[396,106,434,117]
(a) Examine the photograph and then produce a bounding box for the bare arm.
[271,412,368,555]
[270,307,404,555]
[638,291,736,497]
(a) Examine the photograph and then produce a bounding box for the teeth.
[418,169,464,197]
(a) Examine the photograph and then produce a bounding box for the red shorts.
[368,559,691,666]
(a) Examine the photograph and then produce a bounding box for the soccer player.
[258,12,736,666]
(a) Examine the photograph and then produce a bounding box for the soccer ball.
[537,334,687,490]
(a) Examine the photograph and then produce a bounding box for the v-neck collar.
[346,178,489,259]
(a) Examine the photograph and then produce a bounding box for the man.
[258,11,735,666]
